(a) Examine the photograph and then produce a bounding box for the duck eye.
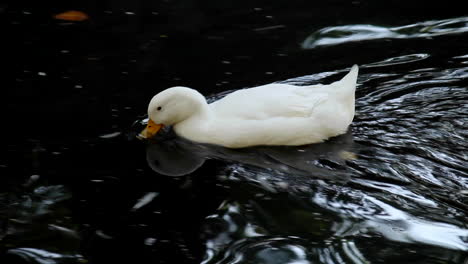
[157,106,162,111]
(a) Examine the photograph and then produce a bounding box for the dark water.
[2,1,468,263]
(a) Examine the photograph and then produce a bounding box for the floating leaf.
[53,11,89,22]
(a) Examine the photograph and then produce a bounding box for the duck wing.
[209,83,329,120]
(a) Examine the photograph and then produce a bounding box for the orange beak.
[140,119,163,139]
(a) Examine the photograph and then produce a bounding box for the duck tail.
[334,64,358,99]
[341,65,359,90]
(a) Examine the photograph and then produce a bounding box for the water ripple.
[197,46,468,262]
[6,248,85,264]
[302,16,468,48]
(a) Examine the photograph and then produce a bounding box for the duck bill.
[140,119,163,139]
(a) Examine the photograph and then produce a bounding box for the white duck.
[141,65,358,148]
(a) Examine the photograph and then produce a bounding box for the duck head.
[141,86,207,138]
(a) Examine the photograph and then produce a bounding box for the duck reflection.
[146,131,355,181]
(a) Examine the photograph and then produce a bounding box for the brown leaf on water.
[53,10,89,22]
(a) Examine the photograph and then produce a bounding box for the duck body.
[146,65,359,148]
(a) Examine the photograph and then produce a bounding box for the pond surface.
[2,1,468,263]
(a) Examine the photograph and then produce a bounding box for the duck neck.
[174,100,213,140]
[192,101,213,121]
[177,97,213,126]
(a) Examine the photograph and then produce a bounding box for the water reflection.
[302,16,468,48]
[1,185,83,263]
[146,132,354,182]
[6,248,84,264]
[313,192,468,251]
[200,191,368,264]
[201,181,468,263]
[363,53,430,68]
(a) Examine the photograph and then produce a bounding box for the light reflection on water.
[1,186,82,263]
[7,248,84,264]
[302,16,468,48]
